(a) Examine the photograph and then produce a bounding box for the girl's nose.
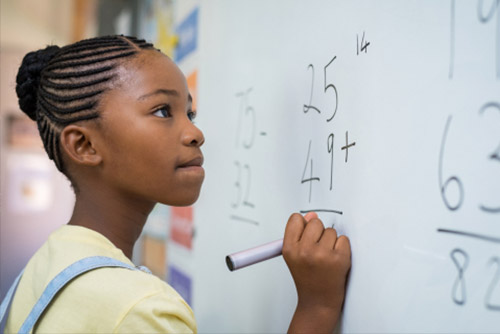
[182,121,205,147]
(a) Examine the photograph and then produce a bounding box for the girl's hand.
[283,212,351,334]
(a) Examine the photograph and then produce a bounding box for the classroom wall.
[0,0,78,299]
[0,0,179,300]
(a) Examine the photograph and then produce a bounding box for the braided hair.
[15,35,155,173]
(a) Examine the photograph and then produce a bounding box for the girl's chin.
[162,189,202,207]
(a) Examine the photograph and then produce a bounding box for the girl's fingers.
[334,235,351,258]
[304,211,318,222]
[300,218,324,243]
[318,227,338,249]
[284,213,307,243]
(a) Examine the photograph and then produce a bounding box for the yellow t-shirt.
[5,225,197,333]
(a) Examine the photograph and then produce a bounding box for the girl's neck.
[67,190,155,259]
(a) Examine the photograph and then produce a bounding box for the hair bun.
[16,45,60,121]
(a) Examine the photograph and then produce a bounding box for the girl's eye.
[188,110,197,122]
[153,105,171,118]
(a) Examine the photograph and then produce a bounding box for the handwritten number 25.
[303,56,339,122]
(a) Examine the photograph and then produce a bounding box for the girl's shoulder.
[8,224,194,333]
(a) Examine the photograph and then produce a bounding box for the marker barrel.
[226,239,283,271]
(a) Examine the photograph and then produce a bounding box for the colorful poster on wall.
[143,203,169,240]
[7,153,54,213]
[137,0,177,58]
[175,7,198,63]
[168,265,192,306]
[141,235,167,278]
[170,206,193,250]
[7,115,42,149]
[186,70,198,110]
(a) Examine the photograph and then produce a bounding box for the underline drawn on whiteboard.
[451,248,468,306]
[341,131,356,163]
[300,209,343,215]
[229,215,259,226]
[356,31,370,55]
[478,101,500,213]
[438,115,464,211]
[301,140,320,203]
[485,257,500,311]
[437,228,500,244]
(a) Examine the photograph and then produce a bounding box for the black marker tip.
[226,256,235,271]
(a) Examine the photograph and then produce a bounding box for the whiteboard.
[191,1,500,332]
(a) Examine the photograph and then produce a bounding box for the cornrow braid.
[15,35,155,174]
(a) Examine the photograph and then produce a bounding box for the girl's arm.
[282,213,351,334]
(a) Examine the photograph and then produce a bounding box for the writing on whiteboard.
[440,0,500,311]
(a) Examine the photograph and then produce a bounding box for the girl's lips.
[177,159,205,177]
[178,166,204,174]
[177,156,204,168]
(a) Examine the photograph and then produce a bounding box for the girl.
[1,35,351,333]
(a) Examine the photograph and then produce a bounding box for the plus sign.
[341,131,356,162]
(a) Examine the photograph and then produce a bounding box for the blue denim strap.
[0,269,25,334]
[16,256,144,334]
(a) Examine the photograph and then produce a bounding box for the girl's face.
[94,50,205,206]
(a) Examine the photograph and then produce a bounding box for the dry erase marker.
[226,216,338,271]
[226,239,283,271]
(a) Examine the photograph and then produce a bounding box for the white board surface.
[192,1,500,332]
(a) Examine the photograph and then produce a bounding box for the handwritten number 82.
[450,248,500,311]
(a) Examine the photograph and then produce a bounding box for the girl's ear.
[60,125,103,166]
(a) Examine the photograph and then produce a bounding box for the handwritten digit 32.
[231,161,255,209]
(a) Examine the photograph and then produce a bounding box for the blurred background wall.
[0,0,187,301]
